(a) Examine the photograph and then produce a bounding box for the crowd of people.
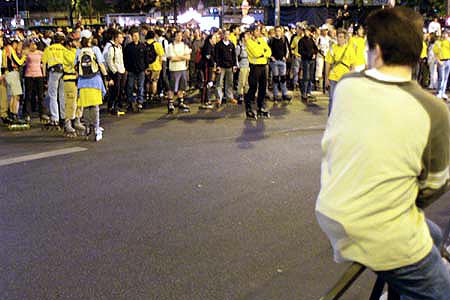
[0,15,445,140]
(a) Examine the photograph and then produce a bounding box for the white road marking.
[0,147,88,167]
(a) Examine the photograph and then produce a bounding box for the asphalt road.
[0,95,449,300]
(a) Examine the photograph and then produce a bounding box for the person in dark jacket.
[298,26,318,101]
[214,30,238,106]
[199,33,219,109]
[268,26,291,101]
[123,27,148,112]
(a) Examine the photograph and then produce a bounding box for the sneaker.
[443,94,449,100]
[282,94,292,101]
[228,98,238,105]
[199,103,214,109]
[95,130,103,142]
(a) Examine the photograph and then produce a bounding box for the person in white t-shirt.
[428,18,441,36]
[166,31,191,113]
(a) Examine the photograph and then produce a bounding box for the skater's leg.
[256,66,267,110]
[245,65,258,111]
[64,81,77,122]
[47,71,60,121]
[57,73,65,121]
[0,79,7,119]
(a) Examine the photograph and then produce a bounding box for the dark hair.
[129,26,139,35]
[146,30,155,40]
[229,24,238,32]
[155,29,163,37]
[80,37,90,48]
[366,7,423,67]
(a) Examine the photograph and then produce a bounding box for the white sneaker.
[95,130,103,142]
[443,94,449,100]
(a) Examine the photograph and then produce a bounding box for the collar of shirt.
[365,68,410,83]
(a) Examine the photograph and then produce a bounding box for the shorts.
[149,70,161,82]
[5,71,22,96]
[170,70,188,93]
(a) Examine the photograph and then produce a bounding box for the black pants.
[245,64,267,111]
[23,77,47,117]
[200,66,215,104]
[109,72,126,110]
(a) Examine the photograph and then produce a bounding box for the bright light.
[178,8,202,24]
[199,16,220,31]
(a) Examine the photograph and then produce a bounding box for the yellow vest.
[42,43,66,68]
[245,37,271,65]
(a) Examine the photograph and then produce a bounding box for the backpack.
[78,47,99,78]
[146,41,157,66]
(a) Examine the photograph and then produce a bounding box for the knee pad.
[280,75,287,83]
[273,76,280,84]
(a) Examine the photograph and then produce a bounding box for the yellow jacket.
[245,37,271,65]
[420,41,427,59]
[433,39,450,61]
[290,35,302,57]
[42,43,66,67]
[147,39,165,71]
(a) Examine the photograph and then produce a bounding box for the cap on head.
[80,29,92,40]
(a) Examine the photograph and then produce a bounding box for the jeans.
[290,57,301,86]
[375,219,450,300]
[127,71,145,104]
[301,60,315,97]
[270,60,288,97]
[328,80,338,116]
[217,67,234,102]
[437,60,450,97]
[48,71,65,121]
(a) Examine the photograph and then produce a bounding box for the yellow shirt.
[420,41,427,59]
[147,39,165,71]
[230,33,237,47]
[62,47,77,81]
[326,43,356,81]
[350,36,366,67]
[245,37,272,65]
[42,43,66,67]
[433,39,450,60]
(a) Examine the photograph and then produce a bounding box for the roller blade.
[168,102,175,114]
[178,103,190,113]
[245,110,257,120]
[257,109,271,119]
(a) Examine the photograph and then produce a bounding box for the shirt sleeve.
[93,46,105,65]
